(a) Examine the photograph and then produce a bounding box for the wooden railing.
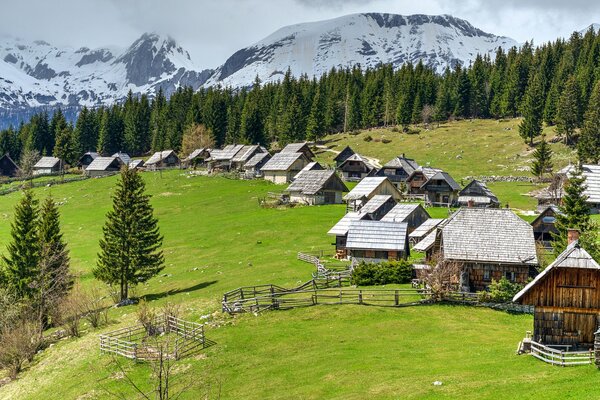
[530,341,594,366]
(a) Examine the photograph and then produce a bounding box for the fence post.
[358,290,363,305]
[395,290,399,306]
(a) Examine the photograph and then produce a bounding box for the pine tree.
[454,68,471,118]
[53,125,74,168]
[556,76,580,144]
[530,135,553,180]
[578,80,600,163]
[552,166,591,255]
[93,167,164,302]
[518,72,544,146]
[305,85,324,141]
[1,190,40,299]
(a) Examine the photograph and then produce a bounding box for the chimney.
[467,199,474,208]
[567,228,580,245]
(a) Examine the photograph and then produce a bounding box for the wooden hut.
[421,171,461,206]
[183,148,211,168]
[207,144,244,172]
[85,156,124,177]
[424,208,538,292]
[145,150,180,169]
[409,218,444,245]
[333,146,355,167]
[33,156,62,175]
[280,142,315,161]
[231,145,266,170]
[129,159,145,170]
[261,152,309,184]
[343,177,402,212]
[514,235,600,347]
[338,154,375,182]
[375,154,420,188]
[458,180,500,208]
[0,154,19,177]
[531,206,561,245]
[77,152,98,170]
[243,153,271,178]
[381,203,431,233]
[112,152,131,166]
[357,195,397,221]
[345,220,409,262]
[406,167,442,197]
[286,169,348,205]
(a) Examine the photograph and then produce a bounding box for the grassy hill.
[0,170,598,399]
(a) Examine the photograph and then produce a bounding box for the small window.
[483,270,491,281]
[505,271,516,282]
[542,216,556,224]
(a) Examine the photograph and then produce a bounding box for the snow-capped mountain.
[205,13,518,87]
[0,33,212,111]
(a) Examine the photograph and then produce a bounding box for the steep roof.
[34,156,61,169]
[244,152,271,168]
[184,148,206,161]
[86,156,123,171]
[333,146,355,163]
[440,208,537,265]
[280,142,313,156]
[382,155,419,173]
[346,220,408,251]
[558,164,600,204]
[261,152,306,171]
[286,170,347,195]
[409,218,444,240]
[381,203,429,223]
[513,241,600,302]
[530,205,562,226]
[129,159,144,169]
[422,171,461,191]
[210,144,245,161]
[79,151,98,161]
[344,177,392,200]
[413,229,437,252]
[146,150,177,165]
[338,154,375,170]
[358,195,393,215]
[328,212,362,236]
[459,180,499,203]
[232,145,263,163]
[112,152,131,166]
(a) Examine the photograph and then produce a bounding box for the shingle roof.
[184,148,206,161]
[383,155,420,173]
[261,152,305,171]
[359,195,393,215]
[459,180,499,203]
[129,159,144,168]
[333,146,355,162]
[409,218,444,240]
[209,144,244,161]
[86,156,123,171]
[440,208,538,265]
[457,196,492,205]
[530,205,561,226]
[231,145,261,163]
[112,152,131,166]
[558,164,600,204]
[424,171,461,191]
[281,142,309,153]
[146,150,177,165]
[381,203,422,223]
[343,177,389,200]
[80,152,98,160]
[513,241,600,302]
[286,170,345,195]
[339,154,375,170]
[413,229,437,252]
[346,220,408,251]
[328,212,362,236]
[34,156,61,169]
[244,152,271,168]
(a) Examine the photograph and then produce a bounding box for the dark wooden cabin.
[0,154,19,177]
[375,154,420,188]
[531,206,560,244]
[333,146,355,167]
[514,235,600,347]
[338,154,375,182]
[458,180,500,208]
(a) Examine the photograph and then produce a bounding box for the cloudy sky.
[1,0,598,69]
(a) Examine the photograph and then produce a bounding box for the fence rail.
[530,341,594,366]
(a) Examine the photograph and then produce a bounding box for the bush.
[381,138,392,144]
[363,135,373,142]
[351,260,413,286]
[478,277,523,303]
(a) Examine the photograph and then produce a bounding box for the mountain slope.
[205,13,518,87]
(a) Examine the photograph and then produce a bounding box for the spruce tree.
[1,190,40,299]
[93,167,164,302]
[556,76,580,144]
[530,135,553,180]
[305,85,324,141]
[578,80,600,163]
[518,72,544,146]
[552,166,591,255]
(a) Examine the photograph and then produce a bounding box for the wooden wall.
[466,263,534,292]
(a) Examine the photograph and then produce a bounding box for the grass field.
[0,169,598,399]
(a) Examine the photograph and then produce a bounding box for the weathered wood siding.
[465,263,534,292]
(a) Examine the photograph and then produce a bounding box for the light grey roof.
[413,229,437,252]
[383,156,419,172]
[261,152,305,171]
[530,206,562,226]
[408,166,442,182]
[244,152,270,168]
[339,153,375,170]
[359,195,393,214]
[513,241,600,302]
[129,159,144,168]
[424,171,461,191]
[86,156,123,171]
[231,145,261,163]
[328,212,362,236]
[459,180,499,203]
[184,148,206,161]
[80,151,98,159]
[440,208,538,265]
[457,196,492,205]
[381,203,422,223]
[559,164,600,204]
[146,150,176,165]
[209,144,244,161]
[34,156,61,169]
[281,142,309,153]
[300,161,323,172]
[409,218,444,240]
[286,170,343,195]
[346,220,408,251]
[112,152,131,165]
[343,177,389,200]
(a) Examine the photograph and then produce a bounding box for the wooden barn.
[458,180,500,208]
[261,152,309,184]
[343,177,402,211]
[129,159,145,170]
[421,171,461,207]
[33,156,62,175]
[0,154,19,177]
[531,206,561,245]
[406,167,442,196]
[280,142,315,161]
[77,152,98,170]
[286,169,348,205]
[514,234,600,347]
[328,211,363,259]
[338,154,376,182]
[112,152,131,166]
[207,144,244,171]
[376,154,420,188]
[146,150,180,169]
[381,203,431,233]
[421,208,538,292]
[333,146,355,167]
[183,148,211,168]
[345,220,409,263]
[243,153,271,178]
[357,195,397,221]
[85,156,124,177]
[231,145,266,170]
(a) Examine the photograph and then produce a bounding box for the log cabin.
[77,152,98,170]
[381,203,431,233]
[0,154,19,177]
[343,176,402,211]
[261,152,309,184]
[230,145,267,170]
[286,169,348,205]
[457,180,500,208]
[420,171,461,207]
[406,166,442,197]
[145,150,180,169]
[33,156,62,175]
[531,206,560,245]
[375,154,420,189]
[85,156,124,177]
[513,232,600,348]
[333,146,356,167]
[183,148,211,168]
[345,220,409,263]
[112,152,131,166]
[243,153,271,178]
[207,144,245,172]
[338,154,376,182]
[280,142,315,161]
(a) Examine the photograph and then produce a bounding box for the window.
[505,271,516,282]
[483,270,491,281]
[374,251,388,260]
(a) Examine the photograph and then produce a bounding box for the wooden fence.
[99,315,205,361]
[530,341,595,366]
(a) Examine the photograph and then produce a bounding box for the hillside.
[0,171,598,399]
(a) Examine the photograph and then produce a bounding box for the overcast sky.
[1,0,598,69]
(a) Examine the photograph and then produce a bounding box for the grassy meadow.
[0,119,596,399]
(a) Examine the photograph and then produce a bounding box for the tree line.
[2,27,600,165]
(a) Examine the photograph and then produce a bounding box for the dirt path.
[314,145,382,168]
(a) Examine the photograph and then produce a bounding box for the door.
[563,312,597,344]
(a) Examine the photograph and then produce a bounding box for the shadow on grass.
[143,280,218,302]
